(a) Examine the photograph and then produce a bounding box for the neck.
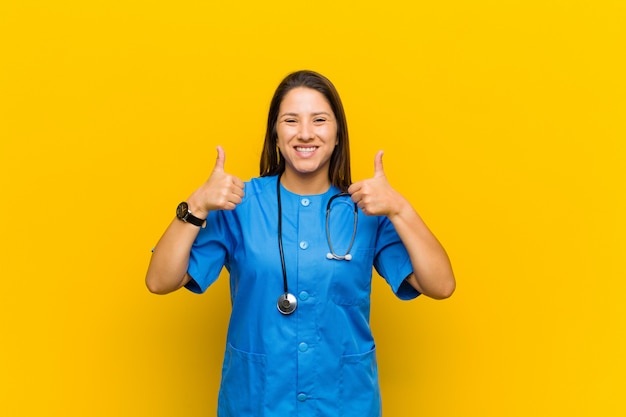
[280,170,331,195]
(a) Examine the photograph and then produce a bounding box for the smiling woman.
[276,87,339,194]
[2,0,624,415]
[145,70,455,417]
[260,70,352,193]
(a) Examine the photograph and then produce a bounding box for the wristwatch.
[176,202,205,227]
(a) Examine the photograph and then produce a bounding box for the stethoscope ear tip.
[327,253,353,261]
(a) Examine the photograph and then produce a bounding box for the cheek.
[318,125,338,141]
[329,123,338,139]
[275,129,286,149]
[276,136,289,153]
[276,126,294,144]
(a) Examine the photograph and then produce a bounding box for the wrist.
[176,201,206,227]
[386,194,411,220]
[185,195,209,219]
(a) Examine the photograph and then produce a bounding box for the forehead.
[279,87,333,113]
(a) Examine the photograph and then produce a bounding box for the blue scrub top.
[186,175,419,417]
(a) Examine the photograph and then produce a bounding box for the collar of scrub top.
[275,174,358,315]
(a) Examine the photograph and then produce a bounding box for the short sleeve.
[373,217,420,300]
[184,209,231,294]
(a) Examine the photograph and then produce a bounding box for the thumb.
[213,145,225,172]
[374,150,385,177]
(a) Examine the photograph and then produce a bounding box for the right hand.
[187,146,245,218]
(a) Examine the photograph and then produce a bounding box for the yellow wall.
[1,1,624,415]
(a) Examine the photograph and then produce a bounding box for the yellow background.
[1,1,624,416]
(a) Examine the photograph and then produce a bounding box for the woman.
[146,70,455,416]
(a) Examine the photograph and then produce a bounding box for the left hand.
[348,150,403,217]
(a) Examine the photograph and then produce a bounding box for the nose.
[298,121,315,141]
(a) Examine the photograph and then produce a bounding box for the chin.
[284,158,331,178]
[293,164,323,175]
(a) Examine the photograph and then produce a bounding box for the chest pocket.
[329,247,376,305]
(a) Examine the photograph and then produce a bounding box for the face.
[276,87,338,185]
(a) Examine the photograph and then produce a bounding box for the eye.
[314,117,326,124]
[284,118,297,124]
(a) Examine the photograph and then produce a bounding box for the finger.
[231,181,245,198]
[232,177,245,191]
[227,193,244,206]
[347,181,360,195]
[374,150,385,178]
[349,189,362,204]
[213,145,226,173]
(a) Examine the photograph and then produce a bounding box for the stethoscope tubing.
[325,193,358,261]
[276,175,358,314]
[277,177,289,294]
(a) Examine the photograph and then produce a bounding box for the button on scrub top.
[186,176,419,417]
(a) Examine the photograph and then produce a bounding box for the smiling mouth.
[295,146,317,153]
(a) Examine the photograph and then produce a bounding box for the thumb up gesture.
[187,146,245,217]
[348,150,403,217]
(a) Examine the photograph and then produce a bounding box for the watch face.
[176,202,188,219]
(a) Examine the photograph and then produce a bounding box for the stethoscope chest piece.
[277,293,297,315]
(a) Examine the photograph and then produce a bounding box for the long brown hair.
[259,70,351,192]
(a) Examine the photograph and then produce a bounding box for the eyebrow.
[279,111,333,118]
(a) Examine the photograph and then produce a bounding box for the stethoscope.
[276,176,358,315]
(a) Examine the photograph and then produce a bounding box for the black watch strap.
[176,202,205,227]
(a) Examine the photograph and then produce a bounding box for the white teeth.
[296,147,316,152]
